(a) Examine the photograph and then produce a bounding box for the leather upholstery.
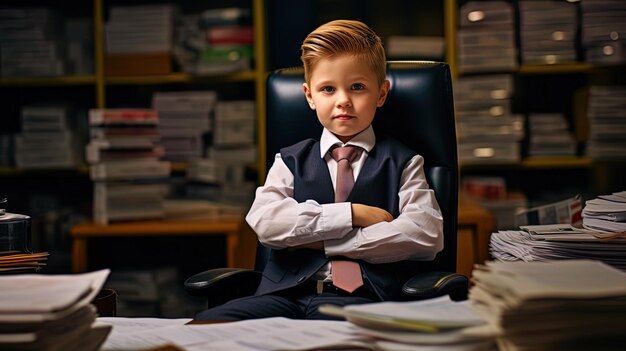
[262,61,458,273]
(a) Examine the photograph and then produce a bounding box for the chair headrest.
[265,61,457,172]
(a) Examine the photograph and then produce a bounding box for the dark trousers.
[194,281,379,321]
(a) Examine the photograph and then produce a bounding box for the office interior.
[1,0,625,318]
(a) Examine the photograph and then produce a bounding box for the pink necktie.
[329,145,364,293]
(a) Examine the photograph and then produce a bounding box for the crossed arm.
[245,154,443,263]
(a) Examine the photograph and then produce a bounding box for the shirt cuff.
[320,202,353,240]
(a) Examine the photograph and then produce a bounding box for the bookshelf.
[0,0,267,276]
[445,0,626,207]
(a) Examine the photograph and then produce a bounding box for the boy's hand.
[351,204,393,228]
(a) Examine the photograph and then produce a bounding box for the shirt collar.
[319,125,375,158]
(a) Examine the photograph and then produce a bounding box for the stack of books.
[200,100,256,207]
[454,74,524,165]
[385,36,444,61]
[0,7,66,77]
[151,90,217,162]
[457,1,517,74]
[14,106,77,170]
[527,113,576,157]
[86,109,171,225]
[581,1,626,65]
[519,0,578,65]
[586,85,626,160]
[176,7,253,75]
[582,191,626,233]
[0,270,111,350]
[470,260,626,351]
[104,4,176,75]
[198,7,254,75]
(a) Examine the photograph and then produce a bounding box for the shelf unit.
[444,0,626,203]
[1,0,267,174]
[0,0,268,276]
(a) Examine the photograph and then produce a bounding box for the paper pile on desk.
[470,260,626,351]
[490,224,626,271]
[319,296,497,351]
[582,191,626,233]
[0,269,112,350]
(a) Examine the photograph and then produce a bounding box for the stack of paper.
[518,1,578,64]
[582,191,626,232]
[490,224,626,271]
[319,296,496,351]
[470,260,626,351]
[0,270,111,350]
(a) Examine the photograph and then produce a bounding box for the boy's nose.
[335,91,352,108]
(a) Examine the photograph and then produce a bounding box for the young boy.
[195,19,443,321]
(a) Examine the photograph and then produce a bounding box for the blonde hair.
[300,20,386,86]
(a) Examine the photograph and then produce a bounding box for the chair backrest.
[259,61,458,273]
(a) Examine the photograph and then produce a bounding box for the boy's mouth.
[333,114,355,121]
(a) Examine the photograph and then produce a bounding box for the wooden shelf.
[105,70,257,85]
[518,63,594,75]
[461,157,594,170]
[0,166,89,175]
[0,75,97,87]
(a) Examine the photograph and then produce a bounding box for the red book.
[206,25,254,45]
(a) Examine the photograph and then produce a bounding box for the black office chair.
[185,61,467,308]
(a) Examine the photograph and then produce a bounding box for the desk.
[457,197,496,278]
[71,218,242,273]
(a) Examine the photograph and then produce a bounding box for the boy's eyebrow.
[313,75,373,87]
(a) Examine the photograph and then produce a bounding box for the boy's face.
[303,54,390,144]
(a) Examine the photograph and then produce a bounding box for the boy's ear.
[302,83,315,110]
[377,80,391,107]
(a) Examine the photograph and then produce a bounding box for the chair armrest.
[184,268,263,308]
[402,271,468,301]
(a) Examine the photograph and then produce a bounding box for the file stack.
[581,1,626,65]
[14,106,77,170]
[582,191,626,233]
[457,1,517,74]
[586,85,626,159]
[86,109,171,225]
[519,1,578,65]
[319,296,496,351]
[454,74,524,165]
[490,223,626,271]
[527,113,576,156]
[470,260,626,351]
[151,90,218,162]
[0,7,66,77]
[0,270,111,351]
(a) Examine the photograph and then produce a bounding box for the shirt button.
[297,276,306,283]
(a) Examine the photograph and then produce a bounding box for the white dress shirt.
[245,126,444,265]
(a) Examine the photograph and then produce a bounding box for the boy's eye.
[351,83,365,90]
[321,86,335,93]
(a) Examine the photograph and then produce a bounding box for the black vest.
[255,135,428,301]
